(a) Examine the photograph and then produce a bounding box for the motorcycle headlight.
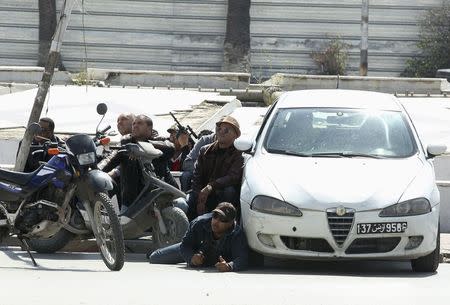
[77,152,96,165]
[379,198,431,217]
[251,195,302,217]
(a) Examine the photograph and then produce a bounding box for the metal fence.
[0,0,447,77]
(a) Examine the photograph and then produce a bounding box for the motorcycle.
[111,141,189,248]
[0,104,124,271]
[22,104,189,255]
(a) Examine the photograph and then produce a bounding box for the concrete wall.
[0,66,251,89]
[88,69,250,89]
[0,139,19,166]
[0,0,446,77]
[0,66,72,84]
[263,73,450,95]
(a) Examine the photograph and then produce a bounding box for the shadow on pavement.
[240,257,437,278]
[0,248,109,272]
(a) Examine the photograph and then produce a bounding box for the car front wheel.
[411,228,440,273]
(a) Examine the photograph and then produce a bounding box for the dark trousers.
[180,170,193,192]
[148,242,184,264]
[186,186,239,221]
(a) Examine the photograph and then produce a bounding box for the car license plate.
[357,222,407,234]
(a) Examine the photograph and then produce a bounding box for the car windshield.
[264,108,417,158]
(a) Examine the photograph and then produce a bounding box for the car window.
[264,108,417,158]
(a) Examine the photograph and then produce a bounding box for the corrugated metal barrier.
[0,0,446,77]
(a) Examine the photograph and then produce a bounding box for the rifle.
[169,112,199,140]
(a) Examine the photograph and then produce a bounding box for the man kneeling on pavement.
[149,202,248,272]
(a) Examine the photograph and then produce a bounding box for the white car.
[235,89,447,272]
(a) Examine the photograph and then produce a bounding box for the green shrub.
[72,71,89,86]
[402,2,450,77]
[311,38,349,75]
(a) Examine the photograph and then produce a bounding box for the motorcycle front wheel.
[154,206,189,248]
[92,193,125,271]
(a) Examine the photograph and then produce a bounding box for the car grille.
[280,236,334,253]
[345,237,401,254]
[327,208,355,247]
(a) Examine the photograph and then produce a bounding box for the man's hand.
[197,184,212,215]
[177,132,189,148]
[190,252,205,267]
[196,201,206,215]
[215,256,232,272]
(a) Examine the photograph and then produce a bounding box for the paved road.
[1,247,449,305]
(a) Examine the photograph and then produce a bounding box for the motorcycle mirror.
[137,141,163,158]
[96,103,108,115]
[28,122,41,136]
[96,103,108,133]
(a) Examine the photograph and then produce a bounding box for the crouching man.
[148,202,248,272]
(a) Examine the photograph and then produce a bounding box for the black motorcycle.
[112,141,189,248]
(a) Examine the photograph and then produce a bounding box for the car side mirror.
[427,144,447,158]
[234,135,254,153]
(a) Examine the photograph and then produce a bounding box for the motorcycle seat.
[0,165,43,186]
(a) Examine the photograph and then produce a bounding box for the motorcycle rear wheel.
[92,193,125,271]
[154,206,189,248]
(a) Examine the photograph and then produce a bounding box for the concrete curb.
[0,66,251,90]
[87,68,251,89]
[263,73,450,95]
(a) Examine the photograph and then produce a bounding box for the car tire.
[411,228,440,273]
[239,210,265,268]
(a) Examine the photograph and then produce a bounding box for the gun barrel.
[170,112,199,141]
[186,125,199,139]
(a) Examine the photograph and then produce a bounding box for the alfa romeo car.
[235,89,447,272]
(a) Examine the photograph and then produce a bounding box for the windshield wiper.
[267,149,386,159]
[309,152,385,159]
[267,148,313,157]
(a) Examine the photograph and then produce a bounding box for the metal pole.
[360,0,369,76]
[15,0,76,171]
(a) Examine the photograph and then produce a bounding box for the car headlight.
[251,195,302,217]
[379,198,431,217]
[77,152,96,165]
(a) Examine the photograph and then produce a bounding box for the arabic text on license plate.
[357,222,407,234]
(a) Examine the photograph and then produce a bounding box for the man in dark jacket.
[149,202,248,272]
[102,114,176,207]
[186,115,243,220]
[17,117,64,172]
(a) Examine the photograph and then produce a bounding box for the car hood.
[255,155,424,211]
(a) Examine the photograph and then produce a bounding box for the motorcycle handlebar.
[29,141,59,150]
[99,125,111,135]
[110,142,163,160]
